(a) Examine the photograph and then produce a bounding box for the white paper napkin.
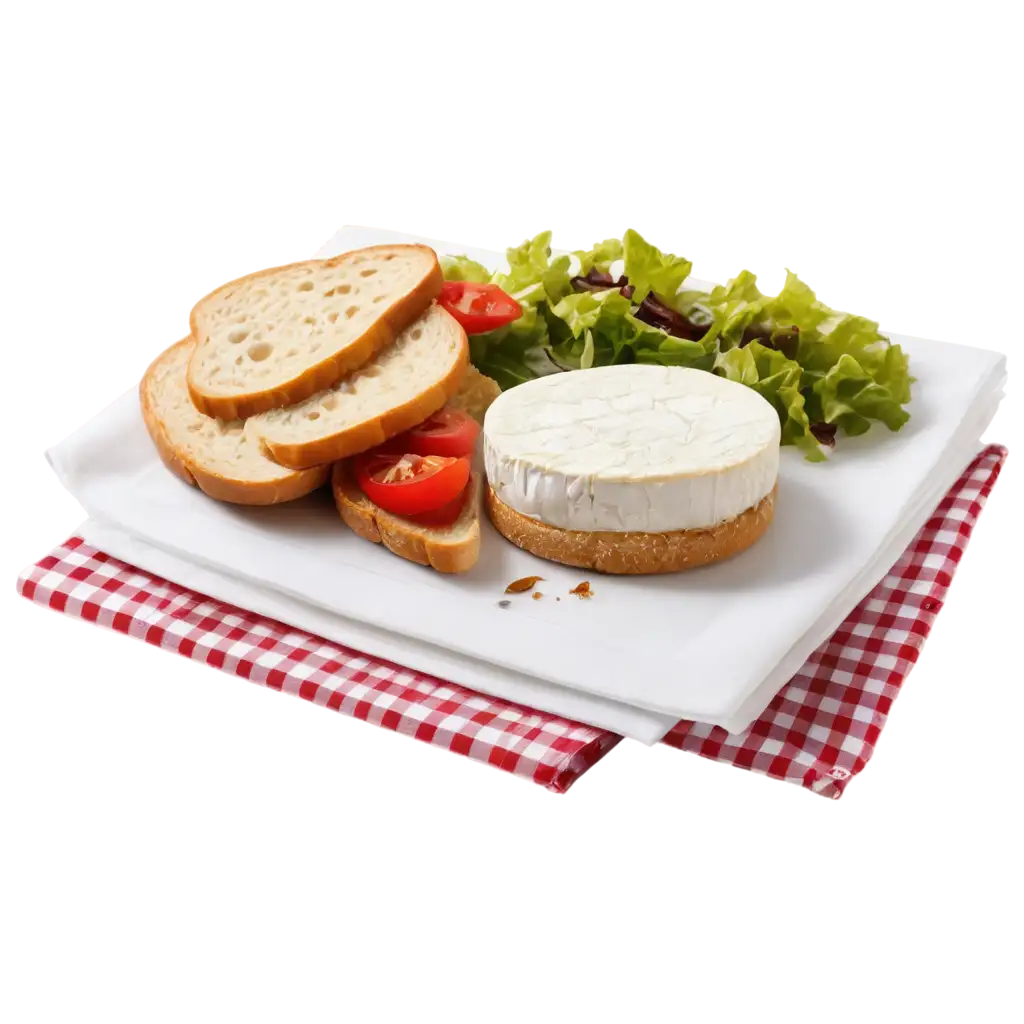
[75,517,677,742]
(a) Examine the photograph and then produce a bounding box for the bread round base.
[485,485,777,575]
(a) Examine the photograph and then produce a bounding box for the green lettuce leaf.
[550,289,633,338]
[459,230,573,386]
[622,228,693,305]
[547,289,712,371]
[634,346,714,369]
[812,353,911,436]
[766,270,833,333]
[708,270,832,346]
[440,254,491,283]
[573,238,623,275]
[630,317,712,368]
[708,269,764,310]
[455,229,912,461]
[490,231,573,307]
[547,290,635,369]
[715,343,826,460]
[468,304,551,391]
[713,345,760,387]
[794,311,917,436]
[495,231,553,294]
[719,306,767,349]
[798,313,913,404]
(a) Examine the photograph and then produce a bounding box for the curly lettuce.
[440,230,913,459]
[622,229,693,306]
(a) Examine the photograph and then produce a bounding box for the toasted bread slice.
[447,363,503,423]
[187,244,442,420]
[485,485,776,574]
[333,464,483,574]
[248,304,469,470]
[328,364,500,573]
[140,338,329,505]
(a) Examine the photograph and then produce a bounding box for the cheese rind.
[482,365,780,533]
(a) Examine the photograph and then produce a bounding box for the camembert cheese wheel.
[482,365,781,574]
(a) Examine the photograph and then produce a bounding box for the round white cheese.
[482,365,781,533]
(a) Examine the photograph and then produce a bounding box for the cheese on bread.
[483,365,780,533]
[482,365,780,573]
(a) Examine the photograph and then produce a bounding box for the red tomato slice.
[401,407,480,458]
[438,281,522,335]
[353,452,471,516]
[406,483,470,527]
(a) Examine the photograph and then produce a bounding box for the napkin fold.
[74,518,674,742]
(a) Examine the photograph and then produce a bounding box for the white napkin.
[43,227,1007,739]
[74,517,676,742]
[68,407,987,745]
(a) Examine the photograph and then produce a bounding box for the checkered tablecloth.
[16,445,1007,796]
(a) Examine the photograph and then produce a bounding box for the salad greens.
[441,230,913,460]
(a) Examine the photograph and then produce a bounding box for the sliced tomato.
[378,406,479,458]
[406,484,470,527]
[438,281,522,335]
[399,406,480,458]
[353,451,470,516]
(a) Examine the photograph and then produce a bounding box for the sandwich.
[482,364,780,574]
[331,364,500,574]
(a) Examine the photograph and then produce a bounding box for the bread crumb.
[532,591,543,600]
[570,581,593,599]
[505,575,545,594]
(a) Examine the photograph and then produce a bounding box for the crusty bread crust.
[332,463,482,574]
[187,244,443,420]
[485,485,777,574]
[259,312,470,470]
[186,462,330,506]
[140,338,330,506]
[140,339,199,488]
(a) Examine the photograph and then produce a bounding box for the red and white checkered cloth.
[16,445,1007,796]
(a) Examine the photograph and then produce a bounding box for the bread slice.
[140,338,329,505]
[447,363,503,423]
[187,244,442,420]
[248,304,469,470]
[485,485,777,574]
[328,364,500,573]
[333,465,483,574]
